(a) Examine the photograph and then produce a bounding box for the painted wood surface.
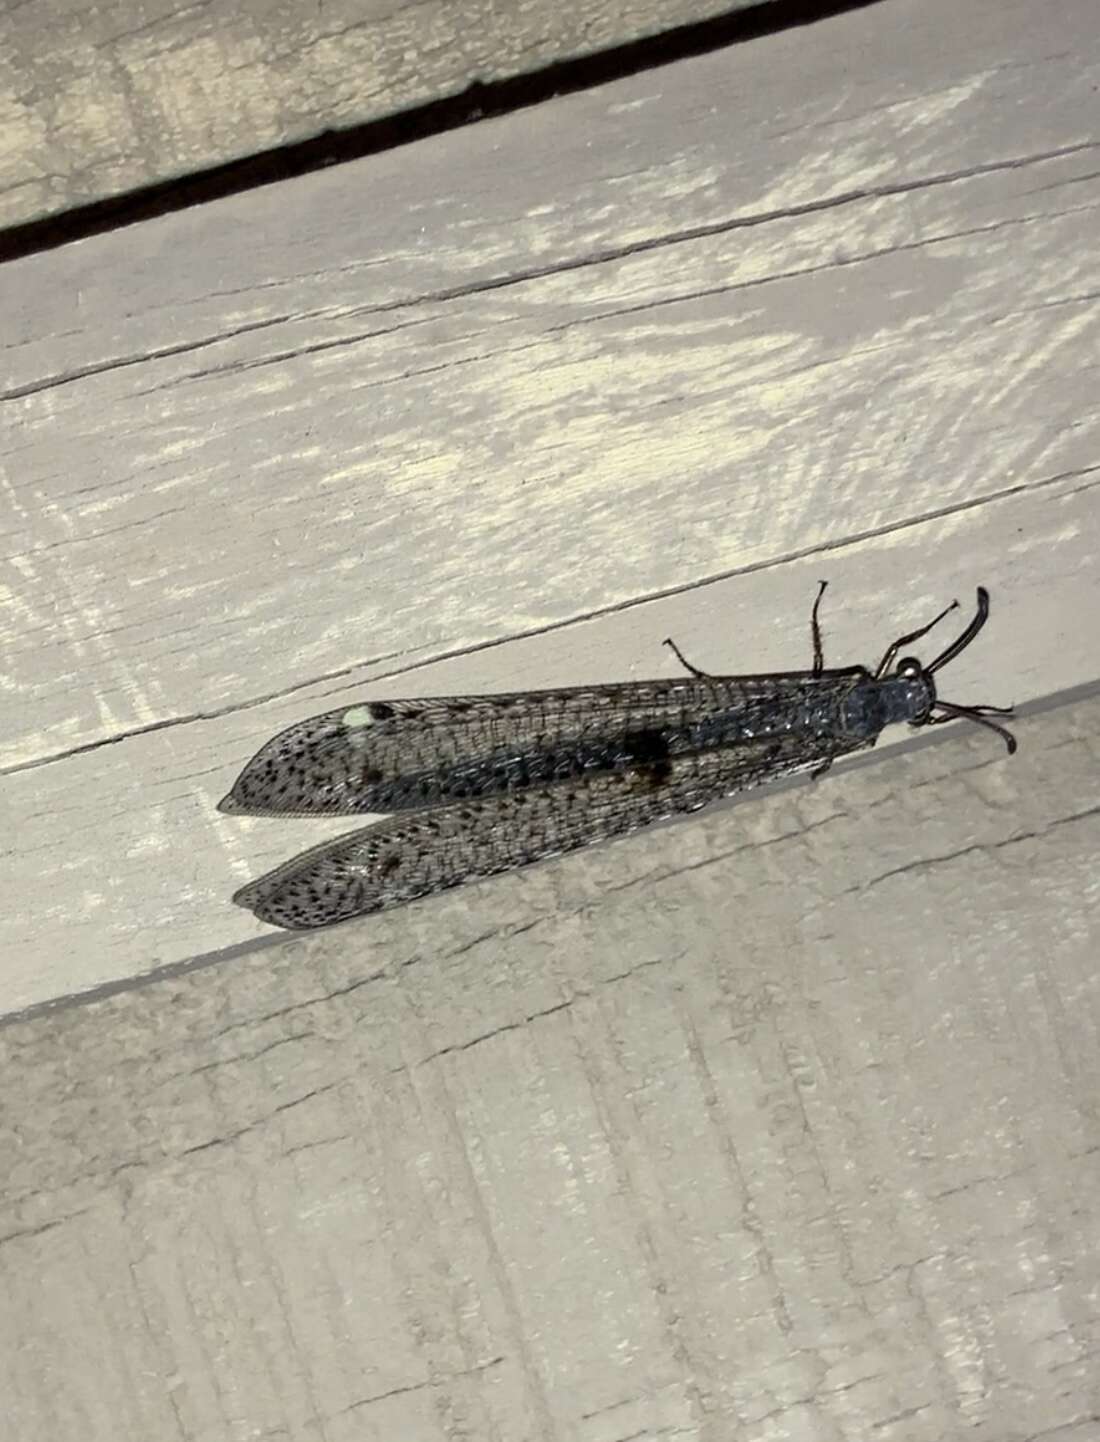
[3,696,1098,1441]
[0,0,758,228]
[3,1,1099,1436]
[3,0,1098,1009]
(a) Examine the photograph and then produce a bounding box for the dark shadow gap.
[0,0,883,264]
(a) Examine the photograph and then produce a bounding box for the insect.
[219,585,1015,930]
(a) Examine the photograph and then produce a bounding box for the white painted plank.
[3,694,1099,1440]
[2,20,1098,762]
[3,476,1094,1013]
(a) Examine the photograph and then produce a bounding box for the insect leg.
[663,636,713,679]
[811,580,828,675]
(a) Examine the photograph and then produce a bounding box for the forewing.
[219,672,856,816]
[233,726,871,929]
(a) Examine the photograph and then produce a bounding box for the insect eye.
[897,656,923,679]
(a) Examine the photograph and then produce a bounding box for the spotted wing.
[232,727,871,929]
[219,671,862,817]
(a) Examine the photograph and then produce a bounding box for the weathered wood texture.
[2,2,1099,1437]
[3,696,1099,1442]
[2,0,1098,1009]
[0,0,762,229]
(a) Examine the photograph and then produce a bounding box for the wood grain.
[2,3,1099,1433]
[2,0,1098,1001]
[3,695,1098,1441]
[0,0,758,229]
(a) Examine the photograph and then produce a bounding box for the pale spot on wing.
[342,706,376,731]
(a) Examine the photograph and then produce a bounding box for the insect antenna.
[925,586,991,675]
[918,588,1016,753]
[874,598,960,679]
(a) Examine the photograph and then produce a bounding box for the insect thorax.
[842,670,935,738]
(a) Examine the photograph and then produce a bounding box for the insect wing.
[218,673,855,817]
[232,727,871,929]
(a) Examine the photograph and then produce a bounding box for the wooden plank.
[4,483,1093,1014]
[0,0,765,229]
[3,695,1099,1440]
[1,0,1098,1006]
